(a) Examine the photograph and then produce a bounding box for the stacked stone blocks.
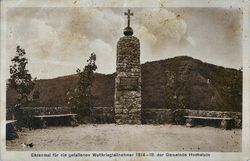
[115,36,141,124]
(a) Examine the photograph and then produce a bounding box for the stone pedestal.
[115,36,141,124]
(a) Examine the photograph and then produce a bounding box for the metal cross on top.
[124,9,133,27]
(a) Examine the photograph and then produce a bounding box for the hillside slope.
[6,56,242,112]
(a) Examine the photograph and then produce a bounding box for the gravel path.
[6,124,241,152]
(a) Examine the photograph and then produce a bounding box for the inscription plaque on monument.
[118,77,138,91]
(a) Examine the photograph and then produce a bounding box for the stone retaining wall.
[6,106,242,128]
[92,107,242,128]
[21,106,72,115]
[6,106,72,120]
[142,108,242,128]
[92,107,115,123]
[141,108,173,124]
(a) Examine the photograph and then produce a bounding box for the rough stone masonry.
[114,9,141,124]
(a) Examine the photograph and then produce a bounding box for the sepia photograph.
[1,0,249,161]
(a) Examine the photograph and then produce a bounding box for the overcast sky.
[6,7,243,79]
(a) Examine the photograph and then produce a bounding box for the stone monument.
[114,9,141,124]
